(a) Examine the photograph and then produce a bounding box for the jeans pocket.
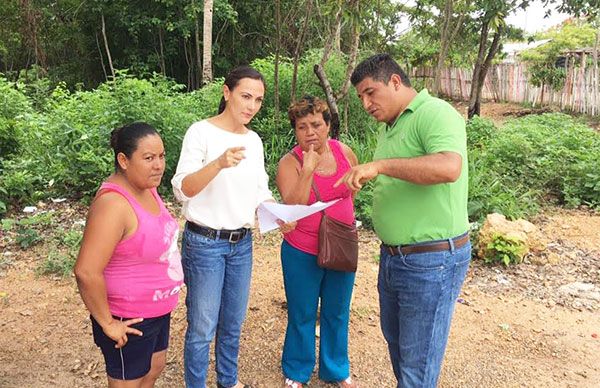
[184,229,214,250]
[401,250,447,272]
[453,242,472,266]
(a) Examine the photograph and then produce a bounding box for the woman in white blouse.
[172,66,292,388]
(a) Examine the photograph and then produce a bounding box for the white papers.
[257,199,340,233]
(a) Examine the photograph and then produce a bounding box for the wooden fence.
[410,62,599,116]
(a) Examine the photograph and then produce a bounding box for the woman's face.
[223,78,265,125]
[118,134,166,189]
[294,112,330,153]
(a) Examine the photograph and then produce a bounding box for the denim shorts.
[91,313,171,380]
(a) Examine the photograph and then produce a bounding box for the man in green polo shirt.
[336,53,471,387]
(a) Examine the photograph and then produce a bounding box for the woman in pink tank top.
[275,96,360,388]
[74,122,183,387]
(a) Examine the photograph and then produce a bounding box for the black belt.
[186,222,249,243]
[383,233,470,256]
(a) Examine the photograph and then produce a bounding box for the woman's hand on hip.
[102,317,144,348]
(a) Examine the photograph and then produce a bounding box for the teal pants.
[280,240,356,383]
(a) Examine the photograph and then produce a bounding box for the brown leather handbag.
[316,210,359,272]
[289,150,358,272]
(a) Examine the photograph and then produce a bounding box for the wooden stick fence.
[410,62,599,116]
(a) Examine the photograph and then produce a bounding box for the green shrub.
[467,113,600,221]
[0,77,32,160]
[38,228,83,277]
[1,74,205,204]
[491,113,600,208]
[484,233,527,266]
[466,115,496,149]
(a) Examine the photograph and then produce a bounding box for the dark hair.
[110,122,159,171]
[350,53,411,87]
[287,95,331,129]
[218,66,266,114]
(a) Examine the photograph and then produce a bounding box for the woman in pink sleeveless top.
[276,96,359,388]
[74,122,183,387]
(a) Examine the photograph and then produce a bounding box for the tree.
[202,0,213,85]
[467,0,532,118]
[414,0,472,95]
[520,21,597,103]
[313,0,362,138]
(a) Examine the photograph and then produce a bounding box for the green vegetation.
[1,60,599,228]
[38,227,84,277]
[468,113,600,220]
[484,233,527,266]
[1,210,84,276]
[520,21,598,91]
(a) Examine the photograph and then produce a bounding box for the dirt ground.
[1,204,599,388]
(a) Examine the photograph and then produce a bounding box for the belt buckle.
[228,231,242,243]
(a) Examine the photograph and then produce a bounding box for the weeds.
[38,227,83,277]
[484,233,527,266]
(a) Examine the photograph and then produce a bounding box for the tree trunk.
[274,0,281,121]
[592,29,599,116]
[202,0,213,85]
[183,37,193,91]
[468,17,504,119]
[95,32,108,81]
[333,11,342,53]
[314,63,340,139]
[433,0,468,96]
[291,0,313,101]
[336,9,361,101]
[20,0,47,75]
[319,4,343,68]
[434,0,454,96]
[194,2,202,89]
[158,26,166,76]
[101,13,115,79]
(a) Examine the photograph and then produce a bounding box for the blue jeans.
[280,241,355,384]
[182,226,253,388]
[378,237,471,388]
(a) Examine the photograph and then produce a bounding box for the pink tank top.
[284,139,355,255]
[99,182,184,318]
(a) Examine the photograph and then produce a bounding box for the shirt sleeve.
[171,123,206,202]
[418,101,467,157]
[255,137,274,206]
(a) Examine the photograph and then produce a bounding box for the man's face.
[355,75,403,125]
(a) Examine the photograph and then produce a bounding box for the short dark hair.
[110,122,159,171]
[218,65,266,114]
[287,95,331,129]
[350,53,411,87]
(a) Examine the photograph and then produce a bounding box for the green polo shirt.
[372,89,469,245]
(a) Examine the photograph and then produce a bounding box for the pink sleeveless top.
[99,182,184,318]
[284,139,355,255]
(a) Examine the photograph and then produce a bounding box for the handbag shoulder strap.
[288,150,323,203]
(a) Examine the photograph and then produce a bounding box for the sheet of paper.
[257,199,340,233]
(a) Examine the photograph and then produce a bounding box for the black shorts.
[91,313,171,380]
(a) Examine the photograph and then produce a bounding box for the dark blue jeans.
[378,237,471,388]
[181,226,253,388]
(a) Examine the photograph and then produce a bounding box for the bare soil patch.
[1,202,599,388]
